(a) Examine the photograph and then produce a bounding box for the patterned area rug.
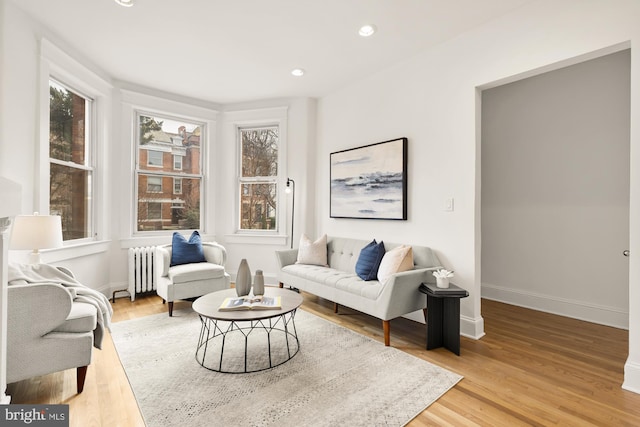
[111,308,462,427]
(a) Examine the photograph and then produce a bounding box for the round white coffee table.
[192,287,303,373]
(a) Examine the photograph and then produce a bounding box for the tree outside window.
[49,79,93,241]
[136,113,203,231]
[239,126,278,230]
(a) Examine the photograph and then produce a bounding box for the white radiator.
[127,246,157,301]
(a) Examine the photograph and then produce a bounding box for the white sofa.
[276,236,442,346]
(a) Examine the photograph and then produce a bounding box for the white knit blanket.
[8,263,113,349]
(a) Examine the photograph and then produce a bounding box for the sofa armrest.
[379,267,441,319]
[8,283,73,339]
[202,242,227,266]
[275,249,298,268]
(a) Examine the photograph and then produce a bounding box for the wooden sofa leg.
[383,320,390,346]
[423,308,428,323]
[334,303,339,313]
[77,366,88,393]
[168,302,174,317]
[279,282,284,288]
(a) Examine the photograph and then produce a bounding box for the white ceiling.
[10,0,533,104]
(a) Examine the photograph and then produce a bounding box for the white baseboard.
[461,315,485,340]
[623,360,640,395]
[482,282,628,329]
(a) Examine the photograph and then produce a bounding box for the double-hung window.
[135,113,203,232]
[238,126,279,231]
[49,79,93,241]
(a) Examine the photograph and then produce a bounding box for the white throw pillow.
[296,234,329,266]
[377,245,414,284]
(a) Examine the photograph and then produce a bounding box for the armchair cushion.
[53,301,98,334]
[168,263,226,284]
[170,231,206,267]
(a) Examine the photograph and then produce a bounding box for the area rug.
[110,308,462,427]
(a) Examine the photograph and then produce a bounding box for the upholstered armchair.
[7,268,98,394]
[155,242,231,316]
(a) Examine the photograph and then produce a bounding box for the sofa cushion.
[53,301,97,333]
[355,239,385,281]
[169,262,226,284]
[377,245,414,284]
[171,231,206,267]
[296,234,328,266]
[282,264,385,300]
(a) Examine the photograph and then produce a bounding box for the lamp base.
[28,251,42,265]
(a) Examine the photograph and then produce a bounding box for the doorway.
[480,49,631,328]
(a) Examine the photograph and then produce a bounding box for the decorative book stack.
[419,282,468,297]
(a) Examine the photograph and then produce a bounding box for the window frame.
[147,150,164,167]
[173,154,183,170]
[133,109,206,235]
[235,122,284,235]
[39,39,110,247]
[173,177,183,195]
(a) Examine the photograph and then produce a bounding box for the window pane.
[147,150,163,167]
[241,127,278,178]
[136,113,203,233]
[50,163,91,240]
[239,183,276,230]
[138,114,201,174]
[137,176,200,231]
[147,176,162,192]
[49,81,89,166]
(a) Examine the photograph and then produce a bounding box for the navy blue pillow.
[355,239,386,281]
[170,231,207,267]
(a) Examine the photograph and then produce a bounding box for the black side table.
[419,282,469,356]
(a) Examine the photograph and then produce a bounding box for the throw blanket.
[8,263,113,349]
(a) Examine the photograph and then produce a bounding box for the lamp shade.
[10,214,63,251]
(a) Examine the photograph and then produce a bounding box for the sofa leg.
[423,308,428,323]
[162,299,166,304]
[279,282,284,288]
[334,303,339,313]
[77,366,88,393]
[383,320,390,346]
[168,302,174,317]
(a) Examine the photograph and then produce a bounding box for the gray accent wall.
[481,50,631,328]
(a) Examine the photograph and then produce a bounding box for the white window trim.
[174,155,183,171]
[39,39,112,246]
[147,150,164,168]
[174,177,183,194]
[223,106,288,245]
[122,91,219,238]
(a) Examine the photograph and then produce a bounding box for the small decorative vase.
[236,259,252,297]
[253,270,265,296]
[436,277,450,289]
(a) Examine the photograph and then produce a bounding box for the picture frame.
[330,137,407,220]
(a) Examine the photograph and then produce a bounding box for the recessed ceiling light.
[115,0,134,7]
[291,68,305,77]
[358,24,377,37]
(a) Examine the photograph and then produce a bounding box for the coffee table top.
[192,288,303,321]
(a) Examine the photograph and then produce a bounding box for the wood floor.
[7,291,640,426]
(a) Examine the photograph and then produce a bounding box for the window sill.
[20,240,111,264]
[224,233,288,246]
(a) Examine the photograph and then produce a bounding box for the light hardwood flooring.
[7,291,640,426]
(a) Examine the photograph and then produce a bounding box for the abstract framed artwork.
[330,137,407,220]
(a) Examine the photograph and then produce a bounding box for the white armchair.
[7,268,98,394]
[155,242,231,316]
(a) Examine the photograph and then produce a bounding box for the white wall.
[316,0,640,392]
[482,50,630,329]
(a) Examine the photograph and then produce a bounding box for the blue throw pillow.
[170,231,207,267]
[355,239,386,281]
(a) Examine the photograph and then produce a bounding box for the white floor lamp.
[0,176,22,404]
[10,213,63,264]
[285,178,295,249]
